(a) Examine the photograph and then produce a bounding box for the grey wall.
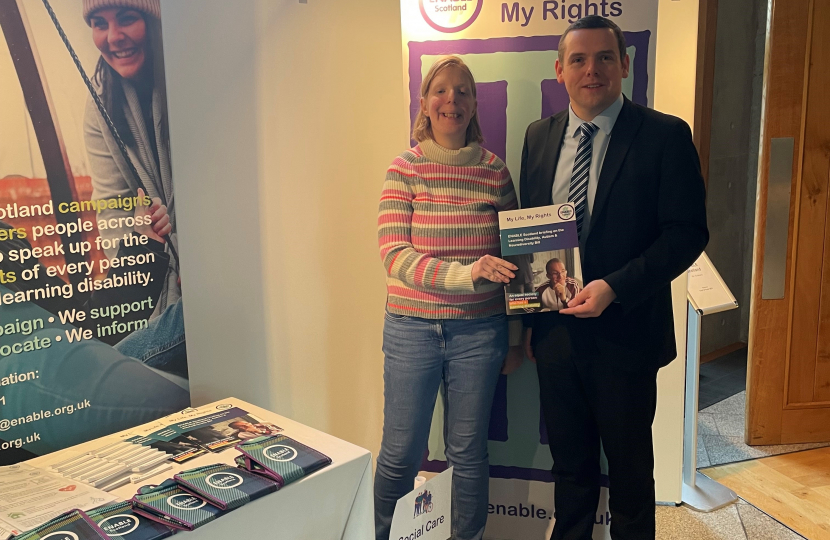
[700,0,767,355]
[161,1,274,408]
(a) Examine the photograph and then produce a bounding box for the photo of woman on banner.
[82,0,181,315]
[375,56,523,540]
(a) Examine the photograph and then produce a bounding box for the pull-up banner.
[0,0,189,465]
[399,2,658,538]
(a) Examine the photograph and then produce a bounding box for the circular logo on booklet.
[41,533,79,540]
[205,472,244,490]
[263,444,298,462]
[558,204,575,221]
[216,404,232,410]
[419,0,482,33]
[166,494,207,511]
[99,515,140,536]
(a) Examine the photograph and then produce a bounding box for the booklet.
[235,435,331,487]
[126,407,281,456]
[498,203,584,315]
[85,502,174,540]
[175,464,279,510]
[131,479,227,531]
[12,510,108,540]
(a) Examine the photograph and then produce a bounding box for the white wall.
[162,0,405,458]
[653,0,700,503]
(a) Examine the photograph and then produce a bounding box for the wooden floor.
[702,446,830,539]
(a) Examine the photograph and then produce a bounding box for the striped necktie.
[568,122,598,238]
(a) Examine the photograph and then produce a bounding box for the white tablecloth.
[28,398,374,540]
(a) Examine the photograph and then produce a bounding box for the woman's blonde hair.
[411,56,484,144]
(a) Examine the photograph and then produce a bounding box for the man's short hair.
[558,15,627,65]
[546,258,564,273]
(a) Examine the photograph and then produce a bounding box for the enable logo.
[263,444,298,462]
[205,472,243,490]
[419,0,483,33]
[166,494,206,511]
[40,533,79,540]
[98,515,140,536]
[558,204,575,221]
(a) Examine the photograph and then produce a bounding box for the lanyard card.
[233,455,281,483]
[85,502,174,540]
[12,510,108,540]
[174,464,279,510]
[131,480,225,531]
[235,435,332,487]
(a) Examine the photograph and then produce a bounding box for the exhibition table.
[27,398,374,540]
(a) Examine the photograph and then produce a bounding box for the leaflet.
[11,510,108,540]
[498,203,584,315]
[235,435,331,487]
[131,479,226,531]
[86,501,174,540]
[125,407,281,458]
[174,463,279,510]
[0,463,114,532]
[0,518,19,540]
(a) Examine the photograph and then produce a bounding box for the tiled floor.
[699,348,748,410]
[656,498,805,539]
[696,392,830,468]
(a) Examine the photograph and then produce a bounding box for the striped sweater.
[378,138,518,319]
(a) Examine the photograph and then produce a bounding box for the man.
[537,258,581,311]
[519,16,708,539]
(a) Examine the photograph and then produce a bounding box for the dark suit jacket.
[520,98,708,370]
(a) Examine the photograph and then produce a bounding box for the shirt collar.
[567,94,624,138]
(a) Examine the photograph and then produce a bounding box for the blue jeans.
[115,299,187,381]
[374,312,508,540]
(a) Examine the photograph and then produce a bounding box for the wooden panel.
[700,342,746,365]
[788,0,830,405]
[693,0,717,190]
[781,407,830,443]
[818,203,830,400]
[702,447,830,540]
[746,0,812,444]
[816,0,830,402]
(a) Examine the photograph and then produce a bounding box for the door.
[747,0,830,445]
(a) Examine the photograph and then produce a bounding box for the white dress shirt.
[551,94,624,241]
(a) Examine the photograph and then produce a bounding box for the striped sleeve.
[378,158,476,293]
[492,155,518,212]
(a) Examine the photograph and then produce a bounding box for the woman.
[375,56,523,540]
[83,0,180,314]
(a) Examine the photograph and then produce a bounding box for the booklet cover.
[85,502,174,540]
[175,464,279,510]
[12,510,108,540]
[498,203,584,315]
[126,407,281,456]
[131,480,226,531]
[235,435,332,487]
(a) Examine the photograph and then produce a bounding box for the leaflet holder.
[682,252,739,512]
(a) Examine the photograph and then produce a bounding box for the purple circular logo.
[419,0,483,33]
[558,204,575,221]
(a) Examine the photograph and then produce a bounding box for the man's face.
[547,262,567,285]
[555,28,629,120]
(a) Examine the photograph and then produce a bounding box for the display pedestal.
[28,398,374,540]
[682,253,740,512]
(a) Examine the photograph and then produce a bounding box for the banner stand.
[681,253,739,512]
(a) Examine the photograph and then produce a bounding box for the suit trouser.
[533,323,658,540]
